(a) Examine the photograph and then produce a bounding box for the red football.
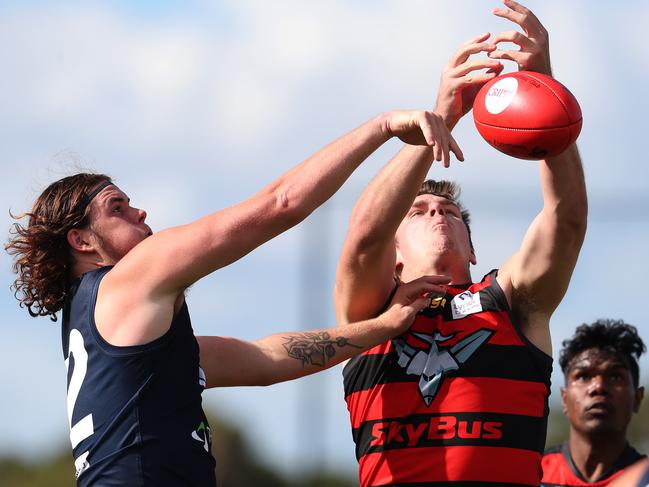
[472,71,582,160]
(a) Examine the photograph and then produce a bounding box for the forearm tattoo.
[281,332,361,367]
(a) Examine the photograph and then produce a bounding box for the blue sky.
[1,0,648,478]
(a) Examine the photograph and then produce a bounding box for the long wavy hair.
[6,173,112,321]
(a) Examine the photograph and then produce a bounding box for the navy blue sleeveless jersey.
[61,266,216,486]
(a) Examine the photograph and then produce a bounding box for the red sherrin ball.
[472,71,582,160]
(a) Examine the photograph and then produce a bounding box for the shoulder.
[543,443,565,456]
[541,443,570,479]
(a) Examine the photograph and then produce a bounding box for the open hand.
[382,110,464,168]
[435,33,504,129]
[490,0,552,75]
[381,275,451,335]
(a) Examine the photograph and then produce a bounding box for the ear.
[633,386,644,413]
[560,386,568,414]
[67,228,95,253]
[395,247,404,280]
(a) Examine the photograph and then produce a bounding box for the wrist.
[379,307,408,337]
[433,103,459,131]
[375,112,393,143]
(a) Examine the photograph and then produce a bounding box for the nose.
[587,375,608,396]
[429,205,447,217]
[136,208,147,223]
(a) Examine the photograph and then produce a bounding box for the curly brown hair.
[6,173,112,321]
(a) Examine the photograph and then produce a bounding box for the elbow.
[557,201,587,246]
[269,187,310,228]
[345,210,385,254]
[568,197,588,238]
[555,190,588,236]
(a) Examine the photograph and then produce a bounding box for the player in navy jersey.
[541,320,646,486]
[6,109,459,486]
[335,1,587,485]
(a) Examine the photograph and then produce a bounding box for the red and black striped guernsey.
[343,269,552,487]
[541,442,646,486]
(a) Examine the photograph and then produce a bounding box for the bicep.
[501,207,585,314]
[113,191,292,297]
[334,237,396,324]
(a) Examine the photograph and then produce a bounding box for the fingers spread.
[450,134,464,162]
[491,30,532,49]
[406,275,452,286]
[488,49,525,67]
[496,0,545,37]
[492,5,523,26]
[456,58,503,77]
[419,112,439,146]
[463,32,491,47]
[451,39,496,67]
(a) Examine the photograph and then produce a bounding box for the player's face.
[561,348,643,437]
[88,185,152,263]
[395,194,475,270]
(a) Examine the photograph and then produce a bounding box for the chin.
[583,422,620,436]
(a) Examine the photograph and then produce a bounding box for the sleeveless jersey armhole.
[85,267,183,357]
[484,269,553,364]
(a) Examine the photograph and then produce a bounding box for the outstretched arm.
[335,41,500,324]
[198,276,446,387]
[498,145,586,349]
[489,0,587,352]
[98,111,460,345]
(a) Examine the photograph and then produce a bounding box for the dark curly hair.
[6,173,112,321]
[417,179,473,249]
[559,319,646,388]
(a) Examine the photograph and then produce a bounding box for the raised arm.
[498,145,587,349]
[335,42,500,324]
[197,276,446,387]
[488,0,587,352]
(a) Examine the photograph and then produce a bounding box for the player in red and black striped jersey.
[335,1,587,486]
[541,320,646,486]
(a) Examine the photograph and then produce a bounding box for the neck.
[568,429,628,482]
[400,257,472,285]
[71,252,115,279]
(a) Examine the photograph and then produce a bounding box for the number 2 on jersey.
[65,329,94,449]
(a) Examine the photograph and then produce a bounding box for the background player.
[542,320,646,486]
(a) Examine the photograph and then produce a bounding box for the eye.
[575,373,590,382]
[409,210,423,218]
[112,205,123,214]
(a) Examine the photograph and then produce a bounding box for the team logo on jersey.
[191,421,212,452]
[450,290,483,319]
[393,328,493,406]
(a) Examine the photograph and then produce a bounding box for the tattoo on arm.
[281,332,361,367]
